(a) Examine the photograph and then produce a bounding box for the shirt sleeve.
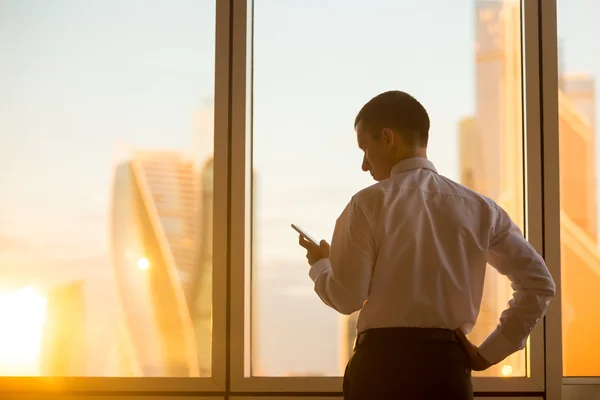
[478,204,556,365]
[308,197,376,315]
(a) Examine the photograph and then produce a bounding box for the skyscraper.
[459,0,525,377]
[192,102,216,376]
[110,149,211,376]
[559,74,597,242]
[190,156,214,376]
[458,117,477,190]
[338,311,358,374]
[557,75,600,376]
[560,73,596,130]
[40,280,86,376]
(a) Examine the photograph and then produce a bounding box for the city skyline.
[0,0,599,378]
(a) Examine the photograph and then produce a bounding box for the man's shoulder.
[350,181,383,206]
[433,174,498,208]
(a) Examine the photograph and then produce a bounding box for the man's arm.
[308,197,376,315]
[478,204,556,365]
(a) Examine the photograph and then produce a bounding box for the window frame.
[0,0,229,394]
[537,1,563,398]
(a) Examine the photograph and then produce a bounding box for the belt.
[354,327,459,352]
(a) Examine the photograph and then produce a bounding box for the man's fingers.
[453,328,492,371]
[453,328,468,343]
[298,236,309,248]
[453,328,475,353]
[298,236,318,250]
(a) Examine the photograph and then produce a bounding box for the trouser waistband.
[354,327,459,352]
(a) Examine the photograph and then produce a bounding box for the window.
[0,0,216,377]
[557,0,600,377]
[250,0,526,378]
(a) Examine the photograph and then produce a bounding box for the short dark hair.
[354,90,430,147]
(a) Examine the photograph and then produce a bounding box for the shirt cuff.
[477,328,518,365]
[309,258,331,282]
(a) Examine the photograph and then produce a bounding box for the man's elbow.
[532,274,556,308]
[548,278,557,298]
[337,304,361,315]
[544,272,557,298]
[533,276,556,301]
[336,296,366,315]
[530,261,556,298]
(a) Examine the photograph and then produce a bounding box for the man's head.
[354,90,430,181]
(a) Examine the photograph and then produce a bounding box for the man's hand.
[454,329,493,371]
[298,237,330,266]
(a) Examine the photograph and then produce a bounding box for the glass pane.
[557,0,600,377]
[0,0,215,377]
[250,0,525,378]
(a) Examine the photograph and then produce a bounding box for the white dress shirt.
[309,157,556,365]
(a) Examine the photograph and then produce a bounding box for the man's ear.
[381,128,395,149]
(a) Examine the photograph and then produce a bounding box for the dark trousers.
[343,327,473,400]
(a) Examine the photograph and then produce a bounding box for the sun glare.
[501,364,513,377]
[0,286,47,375]
[137,257,150,270]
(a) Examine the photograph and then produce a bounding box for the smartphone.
[291,223,319,246]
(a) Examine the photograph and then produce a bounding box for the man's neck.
[394,149,428,164]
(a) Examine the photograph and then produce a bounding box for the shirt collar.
[390,157,437,176]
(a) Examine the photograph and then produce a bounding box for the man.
[298,90,556,399]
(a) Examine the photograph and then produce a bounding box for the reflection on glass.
[0,1,215,376]
[557,0,600,377]
[251,0,525,378]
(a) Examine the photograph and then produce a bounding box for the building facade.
[110,150,214,376]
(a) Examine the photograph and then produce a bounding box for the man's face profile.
[356,120,392,182]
